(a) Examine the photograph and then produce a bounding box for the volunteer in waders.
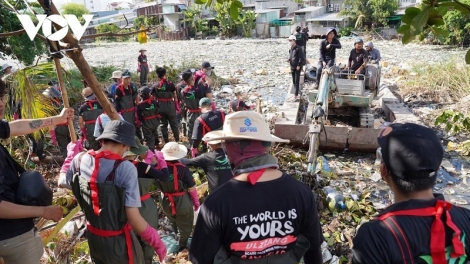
[43,86,71,158]
[189,111,323,264]
[138,49,150,86]
[181,71,212,146]
[137,87,161,150]
[0,79,73,264]
[124,136,169,264]
[191,97,225,158]
[352,123,470,263]
[79,87,104,151]
[158,142,200,252]
[63,120,166,263]
[194,61,215,88]
[152,67,180,143]
[115,70,141,139]
[228,90,251,113]
[181,139,232,192]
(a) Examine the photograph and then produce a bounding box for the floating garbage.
[323,186,346,211]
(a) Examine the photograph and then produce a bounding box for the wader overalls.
[52,98,70,158]
[82,100,104,151]
[139,98,160,150]
[153,79,179,143]
[116,84,141,139]
[132,161,159,264]
[138,54,149,86]
[181,85,202,144]
[156,162,193,251]
[72,151,145,264]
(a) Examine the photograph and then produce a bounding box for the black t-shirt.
[352,194,470,264]
[138,54,148,64]
[348,48,368,71]
[191,110,225,146]
[78,100,103,116]
[165,161,196,189]
[0,120,35,240]
[180,149,233,191]
[181,83,212,104]
[189,173,323,263]
[135,162,169,181]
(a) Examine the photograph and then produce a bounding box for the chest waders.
[154,79,179,143]
[82,100,104,150]
[139,99,161,150]
[182,86,202,141]
[71,151,144,264]
[117,85,136,126]
[132,161,159,264]
[156,162,193,251]
[375,200,465,263]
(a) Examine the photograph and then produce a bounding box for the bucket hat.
[110,70,122,79]
[161,142,188,161]
[202,111,289,143]
[96,120,137,147]
[125,136,149,156]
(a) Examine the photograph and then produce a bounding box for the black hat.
[201,61,214,69]
[139,86,151,95]
[378,123,443,181]
[96,120,137,147]
[48,80,58,86]
[182,70,193,81]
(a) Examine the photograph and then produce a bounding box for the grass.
[401,60,470,103]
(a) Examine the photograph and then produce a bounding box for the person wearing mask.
[43,86,71,158]
[152,67,180,143]
[138,49,150,86]
[288,35,305,102]
[189,111,323,263]
[316,28,342,88]
[158,142,200,252]
[0,64,12,78]
[293,26,306,59]
[365,42,381,64]
[180,139,232,193]
[62,120,167,263]
[180,71,213,146]
[109,70,122,95]
[353,123,470,263]
[124,136,169,264]
[194,61,215,88]
[115,70,141,139]
[191,98,225,158]
[0,79,73,264]
[137,87,160,150]
[228,91,251,113]
[344,38,368,79]
[78,87,104,151]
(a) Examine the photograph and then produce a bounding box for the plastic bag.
[137,25,147,44]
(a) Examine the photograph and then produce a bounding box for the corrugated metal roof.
[307,12,346,21]
[256,9,277,14]
[293,6,323,13]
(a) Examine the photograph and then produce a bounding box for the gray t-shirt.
[65,153,141,208]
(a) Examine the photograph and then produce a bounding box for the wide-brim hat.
[201,61,214,69]
[161,142,188,161]
[96,120,137,147]
[202,111,289,143]
[207,139,223,145]
[110,70,122,79]
[126,136,149,156]
[139,48,147,52]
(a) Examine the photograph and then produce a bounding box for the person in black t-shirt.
[228,91,251,113]
[189,111,323,264]
[0,79,74,263]
[181,139,233,192]
[342,38,368,80]
[293,26,306,59]
[316,27,341,88]
[352,123,470,264]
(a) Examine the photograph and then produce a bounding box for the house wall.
[136,4,162,16]
[241,0,299,14]
[163,13,181,30]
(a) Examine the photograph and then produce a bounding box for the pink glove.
[250,104,255,109]
[189,188,200,211]
[60,139,84,173]
[80,127,87,141]
[191,148,198,158]
[13,112,19,120]
[211,101,216,111]
[154,150,167,169]
[139,224,166,262]
[144,150,156,166]
[137,65,141,73]
[174,101,181,114]
[50,129,58,146]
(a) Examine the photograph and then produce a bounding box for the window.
[334,4,340,11]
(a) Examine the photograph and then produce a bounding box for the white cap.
[288,35,296,41]
[1,64,11,71]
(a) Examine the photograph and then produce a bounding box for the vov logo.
[17,14,94,41]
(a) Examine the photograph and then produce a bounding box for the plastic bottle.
[323,186,346,210]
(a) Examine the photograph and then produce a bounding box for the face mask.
[205,70,212,76]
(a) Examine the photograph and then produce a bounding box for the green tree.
[134,15,160,29]
[340,0,398,28]
[60,3,90,20]
[441,0,470,46]
[0,5,46,65]
[398,0,470,63]
[183,4,207,33]
[213,1,241,37]
[238,10,257,38]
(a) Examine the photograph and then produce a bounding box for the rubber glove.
[144,150,156,166]
[154,150,167,169]
[137,65,141,73]
[190,148,198,158]
[211,101,216,111]
[60,139,84,173]
[50,129,58,146]
[13,112,19,120]
[250,104,256,109]
[189,188,200,211]
[139,224,166,262]
[80,127,87,141]
[174,101,181,114]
